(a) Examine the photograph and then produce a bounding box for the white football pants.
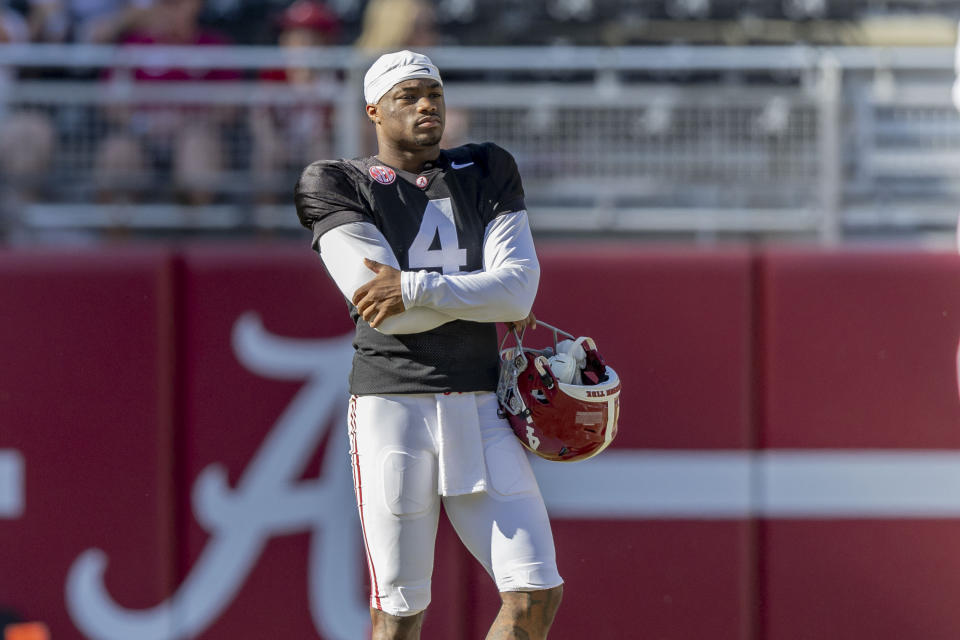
[348,391,563,617]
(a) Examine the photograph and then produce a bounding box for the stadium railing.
[0,44,954,244]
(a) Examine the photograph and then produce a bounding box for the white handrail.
[0,43,949,71]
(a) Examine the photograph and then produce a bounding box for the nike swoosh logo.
[451,161,474,169]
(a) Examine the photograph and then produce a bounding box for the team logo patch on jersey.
[369,165,396,185]
[415,175,428,189]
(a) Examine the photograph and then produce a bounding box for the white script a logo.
[65,313,369,640]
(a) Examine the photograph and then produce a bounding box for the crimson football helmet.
[496,320,621,462]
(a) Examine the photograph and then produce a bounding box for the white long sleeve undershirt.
[317,210,539,334]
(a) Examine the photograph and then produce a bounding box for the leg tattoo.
[370,608,425,640]
[486,585,563,640]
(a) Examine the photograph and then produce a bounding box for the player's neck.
[375,144,440,173]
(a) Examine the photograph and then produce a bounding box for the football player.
[295,51,563,640]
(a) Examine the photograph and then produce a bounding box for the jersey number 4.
[408,198,467,275]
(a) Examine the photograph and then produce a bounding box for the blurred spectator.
[282,0,340,40]
[0,4,55,227]
[95,0,241,205]
[0,111,55,192]
[0,3,28,44]
[92,131,147,201]
[249,0,340,202]
[354,0,438,52]
[28,0,154,43]
[440,104,469,148]
[199,0,293,46]
[263,0,340,83]
[16,0,149,220]
[953,20,960,118]
[954,20,960,253]
[119,0,234,63]
[0,5,45,186]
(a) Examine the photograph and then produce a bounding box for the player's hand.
[353,258,406,329]
[506,311,537,333]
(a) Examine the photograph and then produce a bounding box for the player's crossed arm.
[353,256,538,331]
[322,211,539,331]
[318,222,457,334]
[399,211,540,323]
[353,258,405,329]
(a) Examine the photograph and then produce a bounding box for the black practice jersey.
[295,142,527,395]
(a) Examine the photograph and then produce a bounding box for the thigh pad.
[380,447,437,517]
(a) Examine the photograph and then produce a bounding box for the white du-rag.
[434,392,488,496]
[363,50,443,106]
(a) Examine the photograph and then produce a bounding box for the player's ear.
[365,104,380,125]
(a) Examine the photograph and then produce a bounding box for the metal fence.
[0,44,956,244]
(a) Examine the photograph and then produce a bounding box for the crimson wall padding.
[0,250,176,639]
[758,250,960,640]
[1,245,959,640]
[173,247,364,639]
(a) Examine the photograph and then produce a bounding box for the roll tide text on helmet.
[496,320,621,462]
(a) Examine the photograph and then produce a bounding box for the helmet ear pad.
[580,343,609,385]
[546,352,579,385]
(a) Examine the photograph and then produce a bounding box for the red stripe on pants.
[350,395,382,610]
